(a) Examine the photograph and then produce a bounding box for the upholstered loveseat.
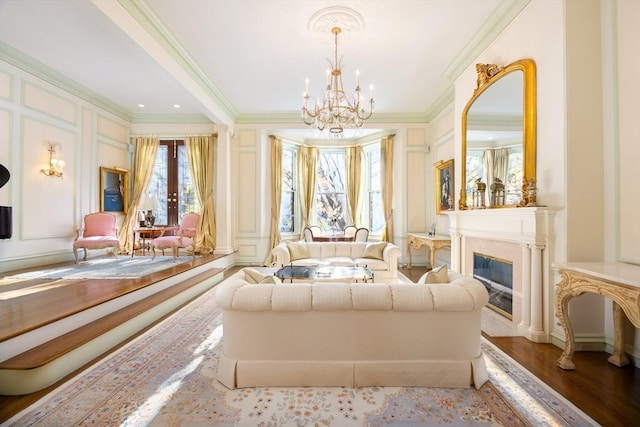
[214,268,490,390]
[271,240,401,281]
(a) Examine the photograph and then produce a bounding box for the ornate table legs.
[556,268,638,370]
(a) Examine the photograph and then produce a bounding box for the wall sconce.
[41,142,65,177]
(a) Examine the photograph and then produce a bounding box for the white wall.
[0,60,131,272]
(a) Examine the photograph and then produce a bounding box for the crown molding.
[0,41,133,122]
[425,86,455,121]
[130,113,214,124]
[442,0,531,81]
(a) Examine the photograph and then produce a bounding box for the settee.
[214,268,490,390]
[271,240,401,281]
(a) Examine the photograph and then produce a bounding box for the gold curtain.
[185,134,216,254]
[380,135,394,243]
[118,137,159,253]
[346,145,363,226]
[264,136,282,265]
[297,146,318,236]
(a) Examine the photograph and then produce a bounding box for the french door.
[146,140,200,227]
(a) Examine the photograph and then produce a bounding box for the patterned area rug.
[3,256,194,280]
[5,286,596,426]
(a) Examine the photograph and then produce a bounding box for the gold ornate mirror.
[459,58,536,209]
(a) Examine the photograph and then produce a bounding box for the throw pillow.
[424,264,449,284]
[244,267,268,284]
[286,241,310,261]
[259,275,282,284]
[362,242,387,260]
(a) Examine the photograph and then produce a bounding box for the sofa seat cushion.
[354,258,388,271]
[72,235,119,249]
[290,258,325,267]
[324,257,356,267]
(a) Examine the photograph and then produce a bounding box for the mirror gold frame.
[100,166,129,214]
[460,58,537,209]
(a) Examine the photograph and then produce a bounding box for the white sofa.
[271,241,401,281]
[214,269,490,390]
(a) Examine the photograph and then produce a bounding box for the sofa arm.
[271,242,291,266]
[382,243,401,275]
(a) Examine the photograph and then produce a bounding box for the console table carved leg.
[556,280,576,370]
[608,301,631,367]
[407,238,413,269]
[555,266,640,370]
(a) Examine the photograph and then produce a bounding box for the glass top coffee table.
[275,265,374,283]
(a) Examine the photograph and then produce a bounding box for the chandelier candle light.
[302,27,374,134]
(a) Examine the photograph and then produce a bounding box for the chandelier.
[302,26,374,134]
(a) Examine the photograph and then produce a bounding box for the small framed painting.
[100,167,128,214]
[435,159,454,214]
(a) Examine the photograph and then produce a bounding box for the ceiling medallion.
[308,6,365,44]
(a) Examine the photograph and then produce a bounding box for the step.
[0,268,224,395]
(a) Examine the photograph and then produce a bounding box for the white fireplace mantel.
[444,207,558,342]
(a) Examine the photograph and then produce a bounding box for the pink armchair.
[151,212,199,261]
[72,212,120,263]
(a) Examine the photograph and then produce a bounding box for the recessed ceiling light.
[173,104,181,108]
[138,104,145,108]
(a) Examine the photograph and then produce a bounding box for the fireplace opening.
[473,252,513,319]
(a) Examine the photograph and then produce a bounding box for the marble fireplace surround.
[445,207,557,342]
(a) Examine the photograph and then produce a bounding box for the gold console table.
[555,262,640,370]
[406,233,451,269]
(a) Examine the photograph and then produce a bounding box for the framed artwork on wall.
[100,167,128,214]
[435,159,454,214]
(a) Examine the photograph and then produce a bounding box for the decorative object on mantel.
[490,177,505,206]
[520,178,538,207]
[301,8,374,135]
[472,178,487,209]
[40,141,65,177]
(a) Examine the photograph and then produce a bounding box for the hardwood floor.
[1,264,638,425]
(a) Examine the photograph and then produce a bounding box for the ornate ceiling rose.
[308,6,365,44]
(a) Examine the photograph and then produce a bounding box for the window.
[277,142,385,234]
[315,151,347,231]
[365,146,385,233]
[279,146,296,233]
[146,140,200,226]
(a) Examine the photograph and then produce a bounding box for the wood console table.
[555,262,640,370]
[406,233,451,269]
[132,227,165,257]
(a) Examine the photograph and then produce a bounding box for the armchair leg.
[83,249,88,261]
[73,248,79,264]
[151,246,157,260]
[172,247,178,261]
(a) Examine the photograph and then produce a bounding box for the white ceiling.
[0,0,527,141]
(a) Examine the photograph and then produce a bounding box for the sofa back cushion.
[216,271,489,312]
[303,242,370,259]
[286,241,310,260]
